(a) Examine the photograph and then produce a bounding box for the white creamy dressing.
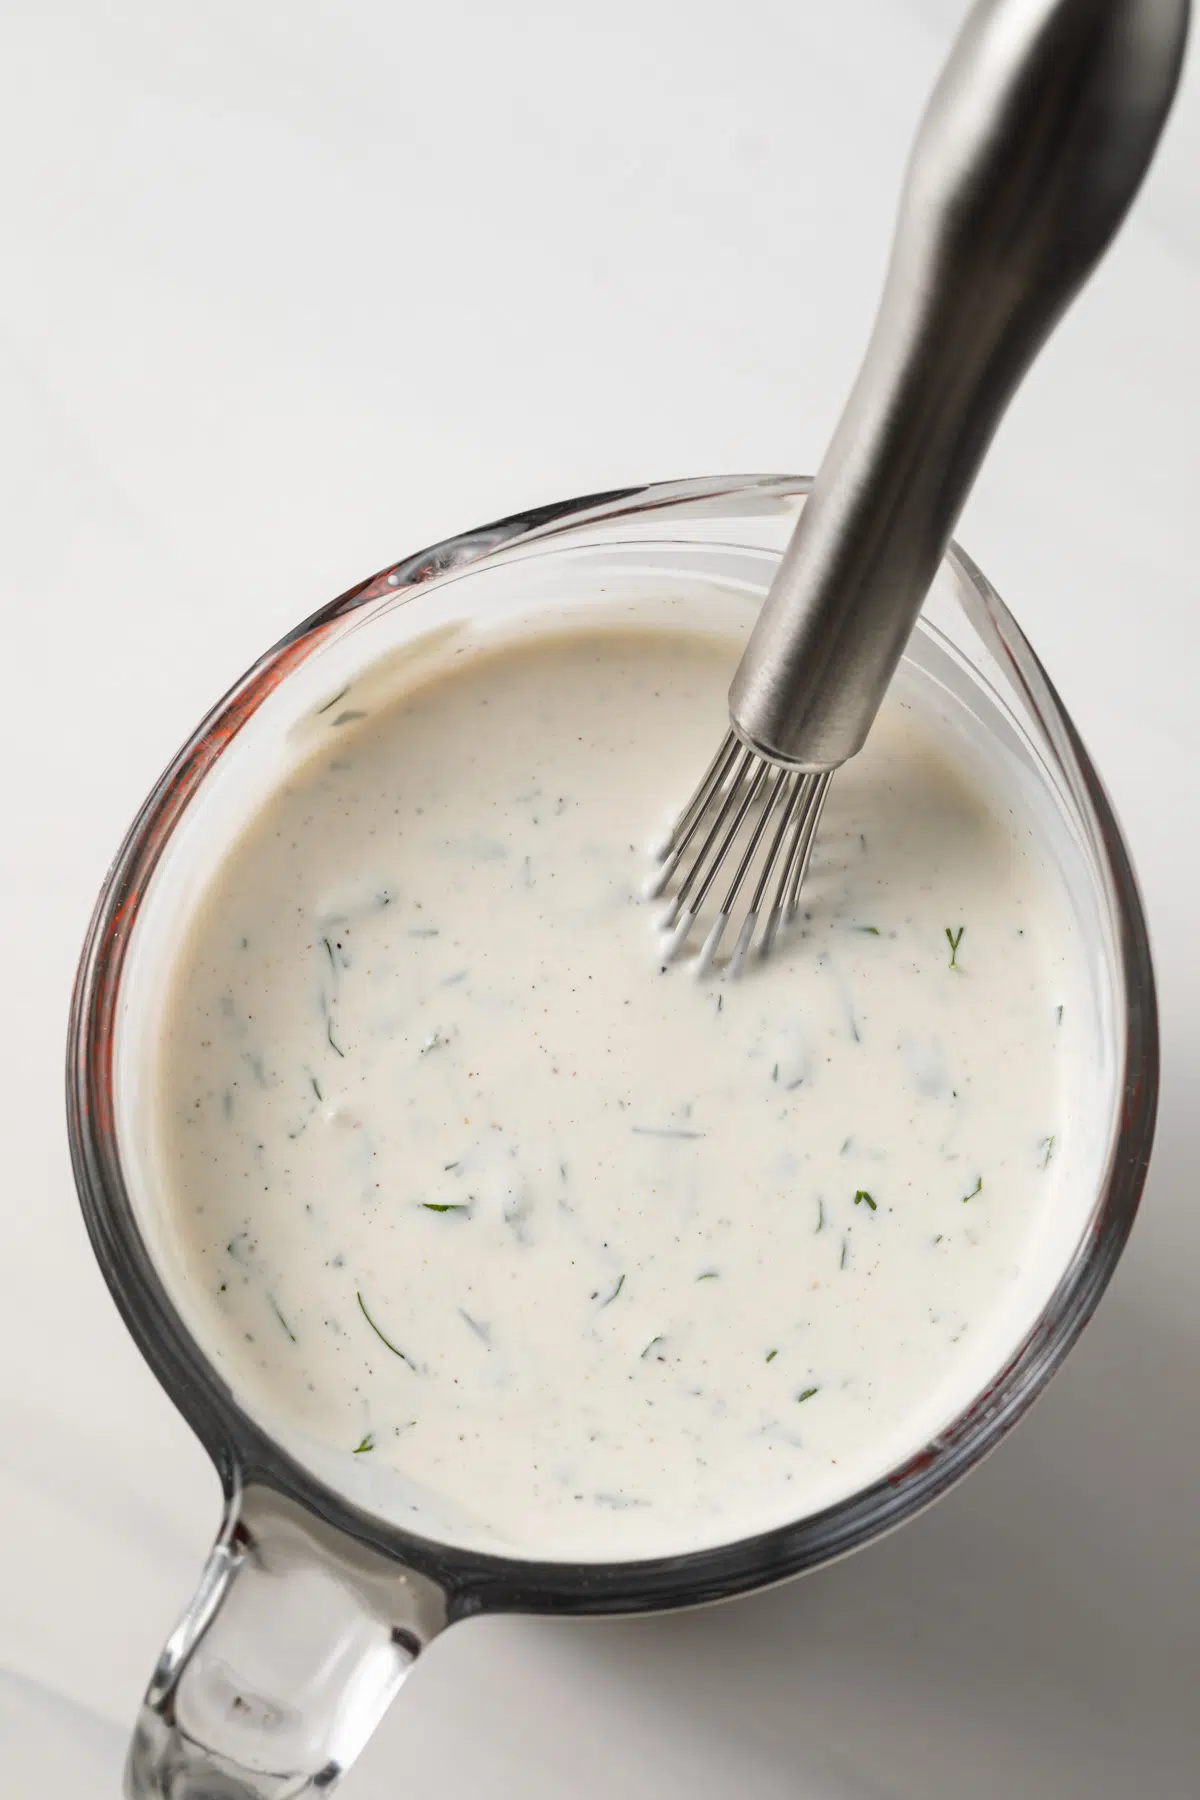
[154,627,1084,1558]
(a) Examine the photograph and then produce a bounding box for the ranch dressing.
[154,627,1081,1559]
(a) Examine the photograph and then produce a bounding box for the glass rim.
[66,472,1158,1618]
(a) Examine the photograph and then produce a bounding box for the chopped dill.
[766,1349,778,1363]
[268,1297,296,1343]
[356,1291,415,1368]
[600,1273,625,1307]
[854,1190,877,1211]
[945,925,964,968]
[962,1176,983,1203]
[1041,1134,1056,1169]
[797,1387,819,1404]
[353,1433,375,1454]
[632,1126,705,1140]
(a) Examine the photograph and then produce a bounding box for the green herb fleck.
[962,1176,982,1203]
[321,935,337,972]
[696,1270,719,1281]
[316,685,350,716]
[421,1202,469,1213]
[353,1433,375,1454]
[766,1349,778,1363]
[854,1190,877,1211]
[268,1297,296,1343]
[857,925,881,936]
[945,926,965,968]
[443,1161,459,1171]
[326,1018,344,1057]
[1041,1134,1056,1169]
[797,1387,819,1404]
[816,1198,825,1233]
[632,1126,705,1140]
[600,1273,625,1307]
[1056,1004,1064,1025]
[356,1291,415,1368]
[840,1238,849,1270]
[310,1075,323,1101]
[772,1063,779,1083]
[641,1335,666,1359]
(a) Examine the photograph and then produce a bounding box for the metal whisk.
[648,736,831,975]
[652,0,1188,972]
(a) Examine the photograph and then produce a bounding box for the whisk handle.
[730,0,1189,769]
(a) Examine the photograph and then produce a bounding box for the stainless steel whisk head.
[644,0,1186,976]
[649,734,831,974]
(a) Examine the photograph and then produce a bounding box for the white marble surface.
[1,1,1198,1794]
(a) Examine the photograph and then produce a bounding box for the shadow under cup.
[67,475,1156,1800]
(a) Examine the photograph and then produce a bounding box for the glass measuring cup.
[67,475,1157,1799]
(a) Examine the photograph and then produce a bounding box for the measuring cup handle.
[125,1479,449,1799]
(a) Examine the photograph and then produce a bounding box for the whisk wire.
[696,764,794,975]
[760,771,831,958]
[662,744,754,927]
[786,775,830,914]
[652,735,835,973]
[726,770,807,977]
[645,731,739,898]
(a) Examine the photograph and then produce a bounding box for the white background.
[1,1,1198,1794]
